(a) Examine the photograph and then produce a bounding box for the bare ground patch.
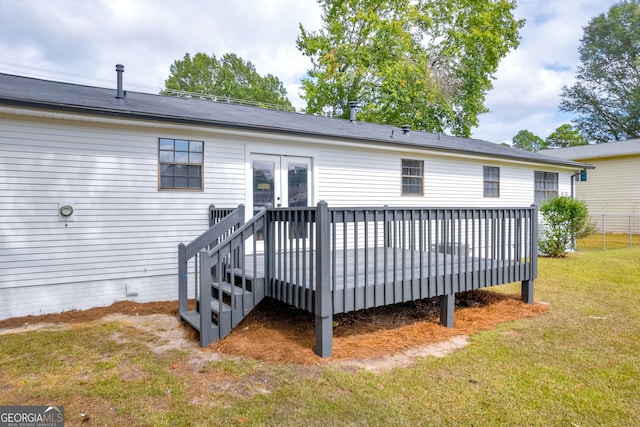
[0,290,547,370]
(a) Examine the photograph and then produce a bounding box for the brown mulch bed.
[0,290,547,364]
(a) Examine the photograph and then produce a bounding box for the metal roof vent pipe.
[348,101,359,123]
[115,64,125,99]
[401,124,410,135]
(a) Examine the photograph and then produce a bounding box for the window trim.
[534,170,558,205]
[158,138,204,191]
[483,166,500,198]
[401,158,424,196]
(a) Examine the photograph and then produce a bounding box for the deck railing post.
[178,243,188,315]
[208,204,216,228]
[521,204,537,304]
[315,200,333,357]
[199,249,214,347]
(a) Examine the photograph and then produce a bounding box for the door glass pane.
[287,162,308,207]
[253,160,275,215]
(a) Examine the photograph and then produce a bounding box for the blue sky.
[0,0,620,143]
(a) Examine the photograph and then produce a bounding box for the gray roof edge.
[541,139,640,160]
[0,72,589,170]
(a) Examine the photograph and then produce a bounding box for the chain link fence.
[576,214,640,251]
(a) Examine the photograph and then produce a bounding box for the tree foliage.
[162,52,293,109]
[297,0,523,137]
[511,129,547,152]
[545,124,589,148]
[559,1,640,143]
[538,196,594,257]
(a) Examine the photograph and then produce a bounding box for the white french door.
[251,154,312,214]
[250,154,312,248]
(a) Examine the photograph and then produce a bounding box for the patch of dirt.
[0,290,547,369]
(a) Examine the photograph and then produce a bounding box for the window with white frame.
[534,171,558,205]
[159,138,203,190]
[483,166,500,197]
[401,159,424,195]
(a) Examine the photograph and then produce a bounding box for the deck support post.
[315,200,333,357]
[521,204,538,305]
[178,243,188,316]
[439,293,455,328]
[521,280,534,304]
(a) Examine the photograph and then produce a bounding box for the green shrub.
[538,196,594,257]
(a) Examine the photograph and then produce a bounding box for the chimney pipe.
[401,125,410,135]
[115,64,125,99]
[348,101,359,123]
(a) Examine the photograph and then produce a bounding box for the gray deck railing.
[196,207,268,346]
[181,202,538,357]
[178,205,245,317]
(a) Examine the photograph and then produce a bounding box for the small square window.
[402,159,424,195]
[159,138,204,190]
[483,166,500,197]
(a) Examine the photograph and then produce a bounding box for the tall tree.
[559,1,640,143]
[512,129,547,152]
[162,52,293,109]
[545,124,589,148]
[297,0,523,137]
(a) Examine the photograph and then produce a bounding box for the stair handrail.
[197,206,270,346]
[178,205,245,316]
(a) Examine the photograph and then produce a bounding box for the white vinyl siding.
[0,116,245,306]
[316,145,569,208]
[0,110,575,319]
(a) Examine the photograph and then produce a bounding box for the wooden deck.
[180,203,538,357]
[235,246,522,315]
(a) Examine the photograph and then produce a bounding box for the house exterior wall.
[575,155,640,233]
[0,108,575,320]
[0,113,245,319]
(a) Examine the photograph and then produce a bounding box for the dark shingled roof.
[0,72,588,169]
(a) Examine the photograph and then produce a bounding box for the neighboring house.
[542,140,640,233]
[0,70,588,321]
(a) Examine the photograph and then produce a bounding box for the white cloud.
[473,0,617,143]
[0,0,620,142]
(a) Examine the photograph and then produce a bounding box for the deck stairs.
[178,205,268,347]
[180,266,265,343]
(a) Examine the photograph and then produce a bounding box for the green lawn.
[577,232,640,251]
[2,248,640,426]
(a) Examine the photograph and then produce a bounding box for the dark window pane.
[160,164,172,175]
[174,165,188,177]
[159,151,174,162]
[159,139,174,150]
[174,177,188,188]
[160,176,173,188]
[188,166,201,177]
[190,140,203,152]
[288,163,308,207]
[175,151,189,163]
[189,177,201,188]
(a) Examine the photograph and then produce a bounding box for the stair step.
[229,269,260,280]
[212,281,246,296]
[210,298,232,314]
[181,310,201,332]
